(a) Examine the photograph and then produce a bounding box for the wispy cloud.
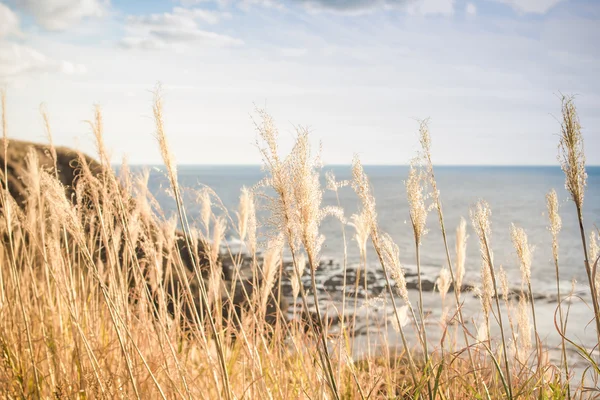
[495,0,567,14]
[120,7,242,50]
[466,3,477,15]
[14,0,106,31]
[0,3,87,84]
[288,0,454,15]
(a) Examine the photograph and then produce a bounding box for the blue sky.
[0,0,598,165]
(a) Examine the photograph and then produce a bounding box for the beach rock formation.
[0,138,285,330]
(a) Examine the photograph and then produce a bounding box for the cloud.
[0,4,21,38]
[293,0,406,13]
[466,3,477,15]
[129,7,225,26]
[291,0,454,15]
[280,47,308,57]
[14,0,107,31]
[406,0,455,15]
[0,3,87,84]
[121,7,242,50]
[495,0,567,14]
[0,42,86,84]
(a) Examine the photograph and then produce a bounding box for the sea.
[138,164,600,361]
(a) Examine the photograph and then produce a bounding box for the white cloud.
[406,0,455,16]
[121,7,243,50]
[60,61,87,75]
[295,0,454,15]
[129,7,225,26]
[466,3,477,15]
[0,42,85,84]
[0,3,87,84]
[496,0,567,14]
[280,47,308,57]
[15,0,107,31]
[0,3,21,38]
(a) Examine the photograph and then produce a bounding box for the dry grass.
[0,89,598,399]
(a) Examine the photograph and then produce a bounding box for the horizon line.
[119,163,600,168]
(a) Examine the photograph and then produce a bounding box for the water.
[137,164,600,358]
[142,165,599,291]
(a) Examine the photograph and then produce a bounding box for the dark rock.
[0,138,286,331]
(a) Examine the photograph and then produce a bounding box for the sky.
[0,0,598,165]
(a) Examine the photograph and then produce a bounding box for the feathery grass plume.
[208,218,226,307]
[591,232,599,295]
[350,210,370,260]
[558,95,586,209]
[40,104,58,166]
[557,94,600,350]
[255,110,300,252]
[390,305,410,333]
[351,155,419,387]
[210,217,226,266]
[351,156,376,233]
[260,237,283,316]
[417,121,482,392]
[498,266,517,340]
[510,224,532,289]
[39,171,81,235]
[498,266,510,303]
[455,217,468,292]
[289,128,328,270]
[546,190,562,262]
[437,267,451,303]
[199,189,212,236]
[479,259,493,329]
[290,253,306,299]
[154,91,178,189]
[325,170,349,192]
[88,105,109,167]
[406,157,431,374]
[471,201,493,266]
[511,224,544,383]
[517,296,532,365]
[380,232,409,303]
[545,189,570,395]
[1,89,9,230]
[590,231,598,266]
[237,186,251,242]
[406,160,429,245]
[2,89,7,153]
[256,111,340,399]
[153,88,231,399]
[470,199,513,398]
[288,128,343,397]
[476,321,488,343]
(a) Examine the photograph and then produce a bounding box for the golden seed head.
[470,200,493,266]
[210,217,226,265]
[350,210,371,259]
[261,237,283,313]
[406,161,429,244]
[479,259,493,319]
[510,224,532,286]
[153,88,178,188]
[380,232,409,303]
[517,295,531,364]
[455,217,468,291]
[238,186,251,242]
[291,252,306,299]
[437,267,451,302]
[558,95,586,208]
[499,265,510,302]
[351,155,377,234]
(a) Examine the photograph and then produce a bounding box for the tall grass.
[0,89,598,398]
